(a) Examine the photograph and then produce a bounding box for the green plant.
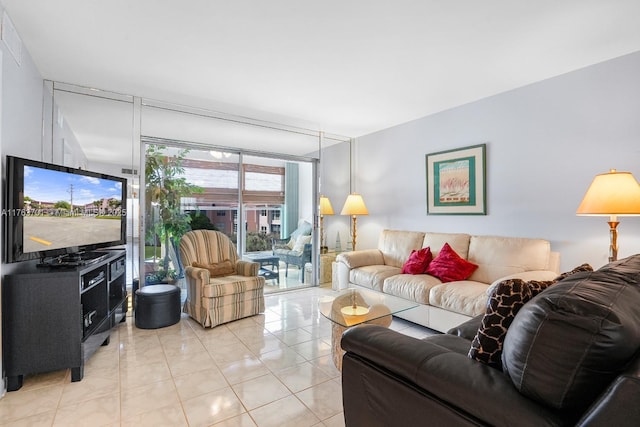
[228,232,272,252]
[145,145,203,276]
[54,200,71,211]
[145,268,179,285]
[188,211,217,230]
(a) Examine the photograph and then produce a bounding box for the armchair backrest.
[179,230,238,268]
[290,220,312,240]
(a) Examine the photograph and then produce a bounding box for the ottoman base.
[135,284,181,329]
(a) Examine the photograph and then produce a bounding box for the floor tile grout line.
[4,286,381,426]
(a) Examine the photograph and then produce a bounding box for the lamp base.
[607,220,619,263]
[341,305,370,316]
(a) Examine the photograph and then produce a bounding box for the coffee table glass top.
[319,288,418,328]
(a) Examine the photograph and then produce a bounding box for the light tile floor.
[0,286,436,427]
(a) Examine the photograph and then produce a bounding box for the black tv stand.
[38,251,108,268]
[3,249,128,391]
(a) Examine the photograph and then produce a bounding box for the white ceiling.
[3,0,640,139]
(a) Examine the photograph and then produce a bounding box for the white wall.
[321,141,352,251]
[298,159,314,224]
[0,16,45,271]
[0,32,43,162]
[345,51,640,271]
[0,5,45,396]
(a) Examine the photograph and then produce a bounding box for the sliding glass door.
[43,81,352,303]
[241,155,314,290]
[143,142,315,293]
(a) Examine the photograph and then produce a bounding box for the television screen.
[5,156,127,263]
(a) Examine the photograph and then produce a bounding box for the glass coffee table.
[319,288,418,370]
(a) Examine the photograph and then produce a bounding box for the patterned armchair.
[179,230,265,328]
[272,220,312,282]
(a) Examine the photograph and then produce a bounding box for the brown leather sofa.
[341,254,640,427]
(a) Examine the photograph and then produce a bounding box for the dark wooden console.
[2,249,127,391]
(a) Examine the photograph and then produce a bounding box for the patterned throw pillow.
[401,247,433,274]
[554,262,593,281]
[468,263,594,369]
[468,278,553,369]
[425,243,478,282]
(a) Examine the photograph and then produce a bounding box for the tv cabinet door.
[3,271,83,389]
[108,254,128,325]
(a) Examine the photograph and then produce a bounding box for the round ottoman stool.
[135,284,181,329]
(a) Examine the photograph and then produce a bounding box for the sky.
[24,165,123,206]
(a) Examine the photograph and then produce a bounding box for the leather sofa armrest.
[577,356,640,426]
[341,325,562,427]
[336,249,384,269]
[447,314,483,339]
[548,251,561,274]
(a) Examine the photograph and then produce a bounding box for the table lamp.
[319,196,334,254]
[576,169,640,262]
[340,193,368,251]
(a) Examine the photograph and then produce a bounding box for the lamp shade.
[341,193,368,216]
[576,169,640,216]
[319,196,334,215]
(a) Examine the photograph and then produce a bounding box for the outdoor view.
[22,165,123,253]
[144,144,311,291]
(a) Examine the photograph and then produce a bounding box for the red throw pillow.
[425,243,478,282]
[401,247,433,274]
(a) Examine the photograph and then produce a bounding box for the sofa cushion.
[468,278,555,369]
[202,275,264,298]
[471,264,595,369]
[378,229,425,268]
[425,243,478,283]
[337,249,384,269]
[192,260,236,277]
[286,237,296,250]
[467,236,551,284]
[401,247,433,274]
[502,255,640,411]
[423,232,471,259]
[350,265,401,292]
[383,274,442,305]
[273,248,291,257]
[486,270,559,296]
[429,281,489,317]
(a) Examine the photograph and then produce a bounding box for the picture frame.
[425,143,486,215]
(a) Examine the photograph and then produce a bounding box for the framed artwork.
[425,143,486,215]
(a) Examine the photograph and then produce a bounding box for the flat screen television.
[5,156,127,264]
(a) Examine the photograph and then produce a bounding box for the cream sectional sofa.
[334,229,560,332]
